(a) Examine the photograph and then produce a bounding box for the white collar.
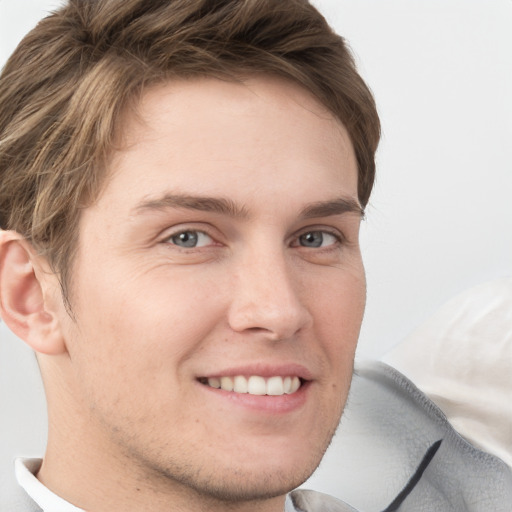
[15,458,84,512]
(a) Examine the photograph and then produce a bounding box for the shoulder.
[334,361,512,511]
[1,471,42,512]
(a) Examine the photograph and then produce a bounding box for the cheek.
[313,261,366,329]
[312,267,366,376]
[69,267,225,374]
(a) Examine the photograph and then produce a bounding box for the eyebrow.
[300,197,364,219]
[133,194,364,219]
[133,194,249,219]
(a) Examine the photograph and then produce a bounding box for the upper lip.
[198,363,314,381]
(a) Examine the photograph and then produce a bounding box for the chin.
[172,461,318,503]
[151,432,334,504]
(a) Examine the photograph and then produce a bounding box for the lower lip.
[198,380,311,414]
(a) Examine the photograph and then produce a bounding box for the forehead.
[97,76,358,213]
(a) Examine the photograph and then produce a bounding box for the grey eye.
[299,231,337,248]
[172,232,198,247]
[169,231,212,248]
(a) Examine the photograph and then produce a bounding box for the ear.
[0,230,67,355]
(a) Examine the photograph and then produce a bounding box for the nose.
[227,248,313,341]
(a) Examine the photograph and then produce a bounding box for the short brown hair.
[0,0,380,300]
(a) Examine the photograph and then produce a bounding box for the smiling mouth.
[198,375,303,396]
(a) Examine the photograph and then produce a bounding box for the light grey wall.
[316,0,512,359]
[1,0,511,500]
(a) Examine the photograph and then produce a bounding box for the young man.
[0,1,380,510]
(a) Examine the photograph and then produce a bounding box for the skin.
[1,76,365,512]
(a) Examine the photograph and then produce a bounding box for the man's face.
[56,77,365,501]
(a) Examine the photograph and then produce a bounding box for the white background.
[1,0,511,500]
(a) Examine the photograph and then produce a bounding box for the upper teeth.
[206,376,301,396]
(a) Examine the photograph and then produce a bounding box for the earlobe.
[0,230,67,355]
